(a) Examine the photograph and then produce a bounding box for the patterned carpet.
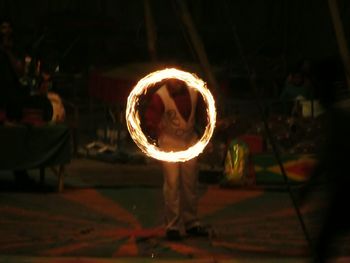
[0,158,349,262]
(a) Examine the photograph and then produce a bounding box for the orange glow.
[126,68,216,162]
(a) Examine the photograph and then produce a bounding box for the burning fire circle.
[126,68,216,162]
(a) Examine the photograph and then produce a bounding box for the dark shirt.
[0,49,20,106]
[0,48,28,120]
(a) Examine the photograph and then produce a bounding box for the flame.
[126,68,216,162]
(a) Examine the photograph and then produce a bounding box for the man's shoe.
[166,229,182,241]
[186,226,209,237]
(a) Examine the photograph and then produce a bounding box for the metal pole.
[220,0,313,250]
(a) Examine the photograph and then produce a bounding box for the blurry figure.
[279,61,315,142]
[0,19,23,75]
[280,71,311,115]
[299,59,350,262]
[144,79,209,241]
[280,60,314,117]
[0,18,34,185]
[1,18,56,125]
[222,138,251,186]
[0,18,28,121]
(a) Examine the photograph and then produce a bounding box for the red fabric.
[88,70,136,105]
[88,68,229,106]
[21,108,45,126]
[144,94,164,139]
[144,87,206,139]
[237,134,264,154]
[0,110,6,122]
[167,87,192,121]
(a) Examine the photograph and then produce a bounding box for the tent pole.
[174,0,221,97]
[144,0,158,61]
[328,0,350,89]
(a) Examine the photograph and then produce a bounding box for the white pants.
[159,133,200,231]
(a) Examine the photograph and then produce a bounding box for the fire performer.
[144,78,209,241]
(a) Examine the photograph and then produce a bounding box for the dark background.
[1,0,349,99]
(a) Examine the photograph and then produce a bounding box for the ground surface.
[0,158,349,263]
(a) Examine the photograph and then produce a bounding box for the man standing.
[144,78,209,241]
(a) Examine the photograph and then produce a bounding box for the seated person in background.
[281,69,312,102]
[280,68,313,116]
[0,18,34,186]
